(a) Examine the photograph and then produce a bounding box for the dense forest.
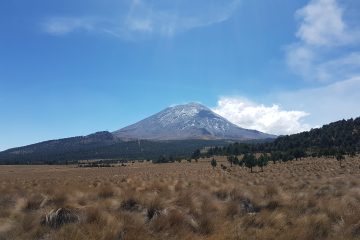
[0,133,230,164]
[200,117,360,161]
[1,117,359,165]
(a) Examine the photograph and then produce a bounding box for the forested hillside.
[3,117,359,165]
[0,137,230,164]
[204,117,360,159]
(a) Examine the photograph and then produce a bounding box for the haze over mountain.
[113,103,275,141]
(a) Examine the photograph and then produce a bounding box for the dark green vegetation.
[0,131,230,164]
[211,158,217,169]
[214,153,269,173]
[1,117,359,165]
[201,117,360,170]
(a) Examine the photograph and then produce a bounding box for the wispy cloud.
[42,0,241,38]
[43,17,97,35]
[124,0,241,37]
[295,0,354,46]
[276,76,360,126]
[286,0,360,82]
[212,97,310,135]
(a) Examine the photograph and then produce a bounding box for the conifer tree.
[244,153,256,173]
[257,153,269,172]
[211,158,217,169]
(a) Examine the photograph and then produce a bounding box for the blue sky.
[1,0,360,150]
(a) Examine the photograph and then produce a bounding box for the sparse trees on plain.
[271,151,282,164]
[233,156,240,166]
[257,153,269,172]
[243,153,256,173]
[211,158,217,169]
[192,149,201,161]
[336,153,345,167]
[227,155,240,167]
[239,158,244,167]
[227,155,233,167]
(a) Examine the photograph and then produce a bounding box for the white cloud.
[212,97,311,135]
[295,0,352,46]
[42,0,241,38]
[286,0,360,82]
[213,77,360,135]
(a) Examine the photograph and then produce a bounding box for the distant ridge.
[0,102,276,164]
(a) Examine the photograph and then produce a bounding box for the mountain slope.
[0,103,276,164]
[0,131,118,163]
[206,117,360,157]
[0,137,232,164]
[269,117,360,152]
[114,103,275,140]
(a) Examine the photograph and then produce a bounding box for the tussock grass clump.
[146,198,163,221]
[197,213,215,235]
[23,194,44,211]
[1,157,360,239]
[46,191,68,207]
[190,197,217,235]
[41,208,80,228]
[175,190,194,209]
[120,197,141,212]
[118,213,150,240]
[150,209,188,234]
[225,201,239,218]
[97,184,115,199]
[265,200,281,210]
[242,214,265,229]
[263,184,279,198]
[214,189,229,201]
[85,207,106,225]
[238,197,260,214]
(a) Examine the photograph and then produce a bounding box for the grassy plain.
[1,156,360,240]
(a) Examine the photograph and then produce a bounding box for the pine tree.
[270,151,281,164]
[211,158,217,169]
[233,156,240,166]
[336,153,345,167]
[192,149,201,160]
[227,155,234,167]
[239,158,244,167]
[293,148,306,160]
[257,153,269,172]
[244,153,256,173]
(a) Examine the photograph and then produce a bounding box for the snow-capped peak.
[113,102,275,140]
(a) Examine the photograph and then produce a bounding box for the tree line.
[0,138,229,165]
[195,117,360,170]
[210,153,270,173]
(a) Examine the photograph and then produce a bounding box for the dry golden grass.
[1,156,360,239]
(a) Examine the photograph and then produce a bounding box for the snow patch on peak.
[113,102,276,140]
[157,103,209,126]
